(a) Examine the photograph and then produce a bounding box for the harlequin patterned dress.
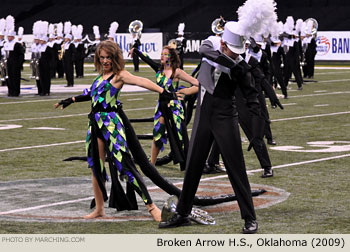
[84,74,153,210]
[153,71,184,151]
[132,49,189,170]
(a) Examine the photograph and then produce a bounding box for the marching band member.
[303,19,317,79]
[63,21,75,87]
[73,24,85,78]
[270,21,287,98]
[55,22,64,78]
[175,23,186,70]
[3,15,25,96]
[31,21,41,94]
[129,44,198,171]
[53,40,182,221]
[0,18,7,86]
[38,21,52,96]
[47,24,57,79]
[283,16,303,90]
[107,21,118,43]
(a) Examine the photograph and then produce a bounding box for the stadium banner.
[315,31,350,61]
[21,34,34,60]
[114,32,163,59]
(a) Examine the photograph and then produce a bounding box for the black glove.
[230,60,250,79]
[271,99,284,110]
[58,97,73,108]
[159,89,177,102]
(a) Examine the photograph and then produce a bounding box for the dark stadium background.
[1,0,349,35]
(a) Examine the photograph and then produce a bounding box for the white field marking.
[127,98,144,101]
[288,91,350,99]
[0,113,88,123]
[0,197,92,215]
[0,140,85,153]
[281,103,297,106]
[27,127,66,130]
[315,66,350,70]
[271,111,350,122]
[317,79,350,83]
[0,106,155,123]
[0,124,23,130]
[1,153,349,216]
[314,90,327,93]
[316,71,350,75]
[0,91,157,105]
[314,104,329,107]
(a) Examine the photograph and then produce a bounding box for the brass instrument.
[305,18,318,38]
[211,17,225,35]
[0,58,8,81]
[160,195,216,225]
[167,39,180,49]
[58,43,64,60]
[30,54,40,80]
[129,20,143,40]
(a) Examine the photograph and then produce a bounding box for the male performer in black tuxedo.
[4,31,25,96]
[159,22,262,234]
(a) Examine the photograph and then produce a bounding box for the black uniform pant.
[63,59,74,86]
[56,60,64,78]
[132,54,139,72]
[284,55,303,88]
[75,58,84,77]
[7,64,21,96]
[272,61,287,97]
[177,92,256,221]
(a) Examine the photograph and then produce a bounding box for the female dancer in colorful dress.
[130,46,198,170]
[54,40,178,220]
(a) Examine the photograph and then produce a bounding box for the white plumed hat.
[6,15,16,36]
[178,23,185,36]
[108,21,119,38]
[93,25,100,39]
[0,18,5,36]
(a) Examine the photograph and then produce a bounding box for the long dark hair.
[94,40,125,75]
[160,45,181,78]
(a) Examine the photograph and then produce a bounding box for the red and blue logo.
[316,36,330,55]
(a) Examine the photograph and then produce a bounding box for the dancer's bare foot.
[147,203,161,222]
[83,210,106,219]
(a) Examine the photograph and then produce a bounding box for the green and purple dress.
[133,49,189,170]
[84,74,153,210]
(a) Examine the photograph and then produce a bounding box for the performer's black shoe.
[203,163,225,174]
[267,139,276,145]
[261,167,273,178]
[297,86,303,90]
[242,219,258,234]
[155,154,173,166]
[158,213,191,228]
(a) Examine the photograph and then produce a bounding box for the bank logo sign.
[315,31,350,60]
[316,36,330,56]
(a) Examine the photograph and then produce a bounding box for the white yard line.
[1,153,349,215]
[271,111,350,122]
[0,140,85,153]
